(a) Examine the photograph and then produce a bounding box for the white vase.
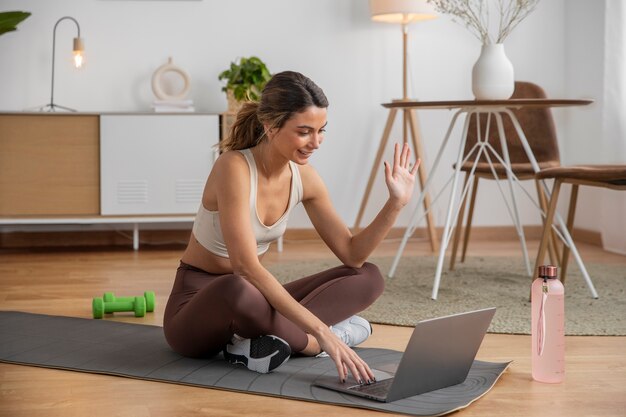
[471,43,515,100]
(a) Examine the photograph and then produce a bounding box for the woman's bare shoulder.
[211,150,248,177]
[296,162,319,177]
[204,150,250,206]
[215,149,247,165]
[297,163,326,199]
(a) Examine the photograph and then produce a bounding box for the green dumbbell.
[102,291,155,312]
[92,295,146,319]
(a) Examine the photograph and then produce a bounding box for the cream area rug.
[268,256,626,336]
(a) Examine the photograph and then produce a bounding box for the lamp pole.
[41,16,83,112]
[403,23,408,100]
[402,22,410,145]
[354,9,439,252]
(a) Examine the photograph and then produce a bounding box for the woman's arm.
[302,143,419,267]
[215,152,373,383]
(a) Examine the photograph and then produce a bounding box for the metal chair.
[450,81,562,270]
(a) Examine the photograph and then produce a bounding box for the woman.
[163,71,419,385]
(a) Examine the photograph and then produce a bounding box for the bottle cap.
[538,265,558,278]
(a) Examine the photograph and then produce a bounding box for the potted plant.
[0,11,31,36]
[218,56,271,113]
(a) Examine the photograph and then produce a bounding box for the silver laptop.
[313,307,496,402]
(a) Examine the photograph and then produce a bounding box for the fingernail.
[359,379,363,385]
[341,379,345,384]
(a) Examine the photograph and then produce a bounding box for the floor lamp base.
[37,103,78,112]
[354,105,439,253]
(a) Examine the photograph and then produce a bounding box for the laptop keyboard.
[349,378,394,396]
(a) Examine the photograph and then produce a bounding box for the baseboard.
[0,225,603,250]
[570,227,603,247]
[0,229,191,249]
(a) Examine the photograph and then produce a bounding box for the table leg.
[449,173,471,270]
[560,184,579,283]
[504,109,598,298]
[389,109,466,278]
[431,113,473,300]
[535,179,561,266]
[461,178,480,262]
[407,109,439,252]
[494,112,532,276]
[534,179,562,274]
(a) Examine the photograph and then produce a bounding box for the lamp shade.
[370,0,437,24]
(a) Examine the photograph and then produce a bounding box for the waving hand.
[383,143,420,207]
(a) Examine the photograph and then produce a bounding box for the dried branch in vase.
[428,0,540,44]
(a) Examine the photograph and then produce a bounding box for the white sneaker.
[330,315,373,347]
[223,334,291,374]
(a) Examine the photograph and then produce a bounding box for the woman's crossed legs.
[163,262,384,358]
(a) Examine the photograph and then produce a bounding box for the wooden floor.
[1,237,625,417]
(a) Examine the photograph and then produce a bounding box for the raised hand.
[383,143,420,207]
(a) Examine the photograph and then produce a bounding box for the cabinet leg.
[133,223,139,251]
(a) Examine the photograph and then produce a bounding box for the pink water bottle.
[531,265,565,383]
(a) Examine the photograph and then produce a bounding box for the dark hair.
[219,71,329,151]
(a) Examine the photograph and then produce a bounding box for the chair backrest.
[465,81,560,165]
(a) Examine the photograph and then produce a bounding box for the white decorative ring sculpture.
[151,57,191,100]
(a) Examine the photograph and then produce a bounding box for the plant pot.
[471,43,515,100]
[226,90,243,115]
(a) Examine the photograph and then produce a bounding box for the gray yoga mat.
[0,311,510,416]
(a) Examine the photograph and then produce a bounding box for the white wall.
[563,0,626,253]
[562,0,606,235]
[600,0,626,254]
[1,0,618,245]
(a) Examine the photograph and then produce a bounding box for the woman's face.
[268,106,327,165]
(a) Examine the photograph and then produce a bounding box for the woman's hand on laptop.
[317,328,376,384]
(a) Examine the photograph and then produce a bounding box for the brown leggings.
[163,261,385,358]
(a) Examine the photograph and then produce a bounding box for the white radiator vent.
[176,179,204,203]
[117,180,148,204]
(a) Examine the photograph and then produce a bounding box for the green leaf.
[0,11,31,37]
[218,55,272,103]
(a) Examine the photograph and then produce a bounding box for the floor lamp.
[355,0,439,251]
[40,16,85,112]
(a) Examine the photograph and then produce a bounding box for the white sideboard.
[100,114,218,215]
[0,112,219,249]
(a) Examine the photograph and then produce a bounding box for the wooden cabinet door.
[0,114,100,216]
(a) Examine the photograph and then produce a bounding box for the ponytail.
[219,101,264,152]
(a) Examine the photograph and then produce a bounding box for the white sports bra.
[192,148,303,258]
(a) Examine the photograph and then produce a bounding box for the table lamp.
[354,0,439,253]
[40,16,85,112]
